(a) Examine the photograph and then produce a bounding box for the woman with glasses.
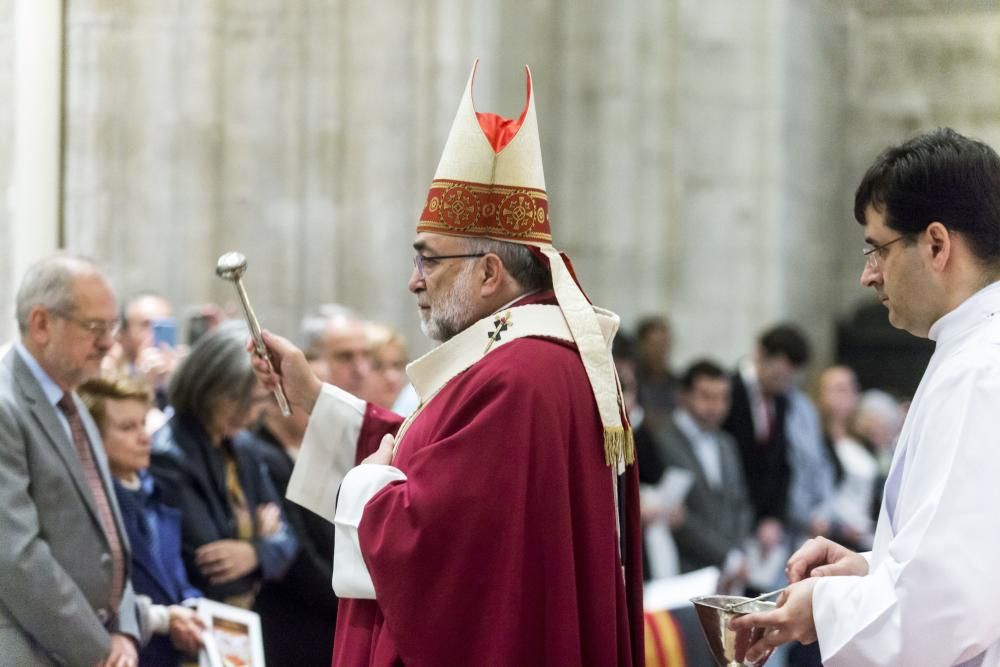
[150,322,297,608]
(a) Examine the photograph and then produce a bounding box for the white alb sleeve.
[332,463,407,599]
[286,384,367,523]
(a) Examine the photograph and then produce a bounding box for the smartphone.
[151,317,177,348]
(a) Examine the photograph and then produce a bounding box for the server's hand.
[786,536,868,583]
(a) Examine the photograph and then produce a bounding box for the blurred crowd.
[1,256,906,667]
[614,316,906,666]
[105,293,416,666]
[0,260,417,667]
[92,298,906,666]
[615,316,907,581]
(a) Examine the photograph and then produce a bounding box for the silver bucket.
[690,594,777,667]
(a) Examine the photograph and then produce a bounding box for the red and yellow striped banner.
[644,609,688,667]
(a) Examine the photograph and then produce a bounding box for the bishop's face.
[409,232,483,342]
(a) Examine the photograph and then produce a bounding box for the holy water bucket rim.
[690,594,778,614]
[689,594,777,666]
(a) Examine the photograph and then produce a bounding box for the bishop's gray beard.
[419,262,478,342]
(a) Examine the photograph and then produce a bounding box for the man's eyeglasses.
[51,312,120,338]
[862,236,905,270]
[412,253,486,280]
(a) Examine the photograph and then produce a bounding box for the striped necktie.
[57,392,126,616]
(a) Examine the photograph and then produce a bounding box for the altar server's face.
[860,206,936,336]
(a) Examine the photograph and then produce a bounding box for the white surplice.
[814,281,1000,666]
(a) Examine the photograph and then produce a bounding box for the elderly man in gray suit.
[0,255,140,666]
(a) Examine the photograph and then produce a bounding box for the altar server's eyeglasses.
[862,236,905,270]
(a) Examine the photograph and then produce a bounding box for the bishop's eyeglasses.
[412,253,486,280]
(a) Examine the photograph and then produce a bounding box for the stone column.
[4,0,63,343]
[0,0,13,344]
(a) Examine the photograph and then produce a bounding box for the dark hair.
[635,316,670,341]
[759,324,810,367]
[854,127,1000,264]
[611,330,634,361]
[680,359,727,390]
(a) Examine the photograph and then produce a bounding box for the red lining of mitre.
[473,65,532,153]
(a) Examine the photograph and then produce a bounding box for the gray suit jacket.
[655,418,753,573]
[0,349,139,666]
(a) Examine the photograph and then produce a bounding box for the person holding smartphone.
[111,292,181,410]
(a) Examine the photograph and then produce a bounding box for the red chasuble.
[331,297,644,666]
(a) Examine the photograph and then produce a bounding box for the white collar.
[927,280,1000,344]
[406,303,618,403]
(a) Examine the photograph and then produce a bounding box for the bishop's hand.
[247,330,322,414]
[361,434,396,466]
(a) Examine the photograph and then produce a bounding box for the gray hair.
[168,320,255,425]
[15,254,106,335]
[853,389,904,438]
[856,389,901,421]
[300,303,361,354]
[463,238,551,292]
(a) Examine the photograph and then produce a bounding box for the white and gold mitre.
[418,60,551,245]
[416,60,633,467]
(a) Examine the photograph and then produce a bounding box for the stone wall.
[1,0,998,369]
[836,1,1000,317]
[779,0,852,364]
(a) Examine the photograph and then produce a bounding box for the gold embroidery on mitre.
[498,191,540,235]
[419,179,551,242]
[439,183,481,230]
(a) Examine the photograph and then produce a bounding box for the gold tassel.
[603,426,636,467]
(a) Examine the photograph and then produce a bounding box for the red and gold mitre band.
[418,179,552,244]
[421,62,551,246]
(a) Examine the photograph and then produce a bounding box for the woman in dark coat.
[150,323,297,609]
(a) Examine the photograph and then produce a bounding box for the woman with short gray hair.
[150,322,297,607]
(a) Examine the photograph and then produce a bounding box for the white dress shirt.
[673,408,723,490]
